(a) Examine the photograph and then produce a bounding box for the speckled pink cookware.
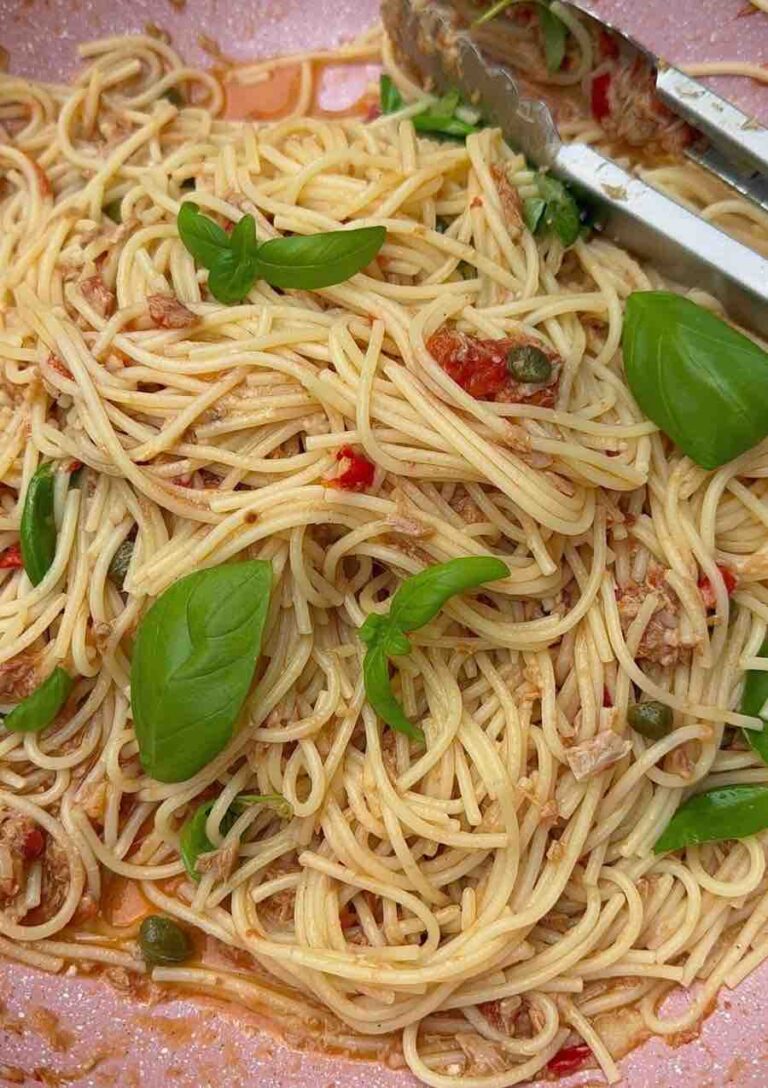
[1,1,767,1085]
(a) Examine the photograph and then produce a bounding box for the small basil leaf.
[623,292,768,470]
[177,202,232,268]
[523,196,546,234]
[654,784,768,852]
[538,4,567,73]
[3,667,73,734]
[104,199,122,223]
[741,638,768,765]
[20,463,57,586]
[388,556,508,632]
[207,214,261,304]
[359,613,390,646]
[254,226,386,291]
[363,640,424,743]
[131,560,272,782]
[535,174,581,247]
[180,792,290,880]
[380,73,403,114]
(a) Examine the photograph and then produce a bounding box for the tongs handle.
[555,143,768,339]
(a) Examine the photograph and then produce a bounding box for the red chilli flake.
[331,446,375,491]
[591,71,612,122]
[22,827,45,861]
[546,1043,592,1077]
[0,543,23,570]
[698,565,737,610]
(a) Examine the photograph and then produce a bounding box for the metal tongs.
[381,0,768,337]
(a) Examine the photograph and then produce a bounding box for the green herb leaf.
[654,784,768,852]
[177,203,261,305]
[104,199,122,223]
[177,202,232,266]
[741,638,768,764]
[180,792,290,880]
[20,463,57,586]
[379,73,404,114]
[534,174,581,246]
[538,4,567,73]
[523,196,546,234]
[3,667,73,734]
[474,0,516,27]
[412,90,481,139]
[131,561,272,782]
[359,557,508,741]
[254,226,386,291]
[623,292,768,471]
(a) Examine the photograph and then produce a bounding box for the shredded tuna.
[385,514,434,539]
[455,1033,508,1074]
[616,564,691,667]
[490,164,523,232]
[0,651,41,699]
[565,730,632,781]
[196,839,239,883]
[479,997,522,1035]
[79,274,116,318]
[80,781,109,824]
[148,293,196,329]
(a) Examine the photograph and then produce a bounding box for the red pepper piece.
[22,827,45,861]
[68,460,83,473]
[603,686,613,708]
[547,1043,591,1076]
[331,446,375,491]
[591,71,612,122]
[598,28,619,59]
[0,543,23,570]
[698,565,737,610]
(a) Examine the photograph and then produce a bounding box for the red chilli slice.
[698,565,737,610]
[547,1043,592,1076]
[0,543,23,570]
[22,827,45,861]
[591,71,612,122]
[330,446,375,491]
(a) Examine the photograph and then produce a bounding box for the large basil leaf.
[3,667,73,734]
[20,463,57,586]
[623,292,768,470]
[131,561,272,782]
[655,784,768,852]
[254,226,386,290]
[741,638,768,765]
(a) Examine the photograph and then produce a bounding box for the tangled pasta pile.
[2,27,768,1088]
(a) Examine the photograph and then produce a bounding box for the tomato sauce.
[426,328,560,406]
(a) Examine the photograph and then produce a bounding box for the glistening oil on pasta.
[2,10,768,1088]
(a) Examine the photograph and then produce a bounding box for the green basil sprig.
[740,638,768,765]
[379,77,481,140]
[131,561,272,783]
[359,557,508,742]
[523,173,581,247]
[3,667,73,734]
[180,793,291,881]
[20,463,57,586]
[177,203,386,303]
[655,784,768,853]
[538,4,567,73]
[623,292,768,471]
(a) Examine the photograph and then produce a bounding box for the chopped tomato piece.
[603,686,613,708]
[330,446,375,491]
[339,904,357,929]
[591,71,612,122]
[68,460,83,473]
[0,543,23,570]
[365,101,381,122]
[22,826,45,860]
[547,1043,591,1076]
[426,328,559,407]
[598,29,619,59]
[698,565,737,610]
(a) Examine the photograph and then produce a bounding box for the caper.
[139,915,191,966]
[507,344,552,384]
[627,700,673,740]
[108,538,134,591]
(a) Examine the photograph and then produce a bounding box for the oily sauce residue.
[222,60,377,122]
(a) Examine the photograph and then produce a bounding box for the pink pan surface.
[0,1,767,1086]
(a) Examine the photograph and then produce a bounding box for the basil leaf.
[535,174,581,247]
[177,202,232,267]
[131,561,272,783]
[3,667,73,734]
[654,784,768,853]
[359,557,508,741]
[538,4,567,73]
[363,640,424,743]
[254,226,386,291]
[380,73,403,114]
[389,556,509,632]
[623,292,768,470]
[20,463,57,586]
[104,199,122,223]
[108,538,134,591]
[741,638,768,765]
[180,792,291,880]
[523,197,546,234]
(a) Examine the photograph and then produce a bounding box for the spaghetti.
[1,23,768,1088]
